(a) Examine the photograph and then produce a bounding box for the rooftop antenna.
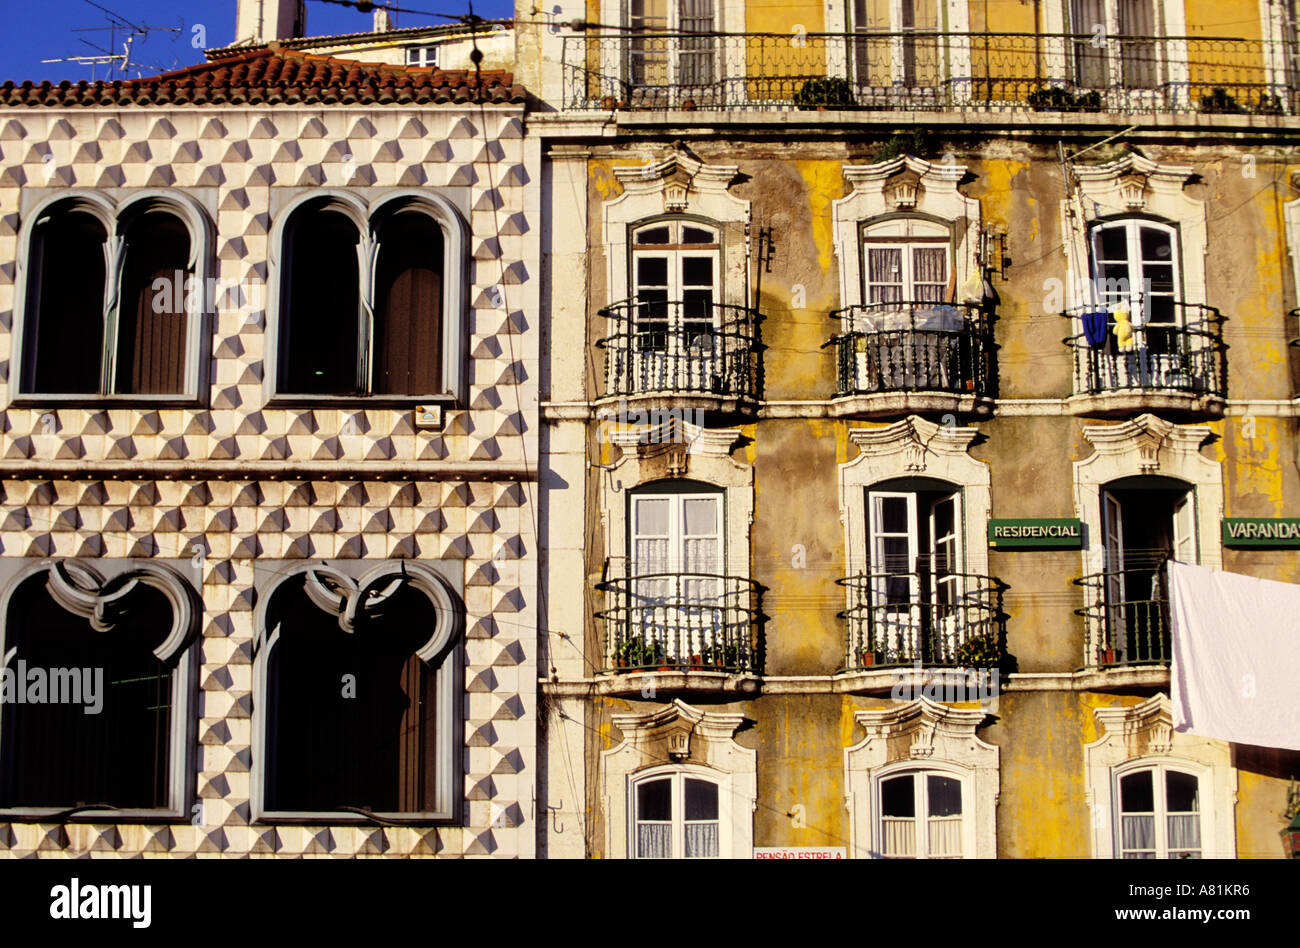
[41,0,182,81]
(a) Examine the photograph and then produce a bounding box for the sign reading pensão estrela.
[987,518,1083,549]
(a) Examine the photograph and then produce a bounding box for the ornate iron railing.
[595,563,764,674]
[1063,303,1226,398]
[1075,565,1171,667]
[597,299,762,399]
[838,569,1008,670]
[827,301,991,397]
[562,31,1297,114]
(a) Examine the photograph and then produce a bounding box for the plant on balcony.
[953,631,1002,669]
[1027,87,1102,113]
[702,642,741,669]
[1252,93,1284,115]
[615,635,667,670]
[1199,87,1244,114]
[794,77,855,110]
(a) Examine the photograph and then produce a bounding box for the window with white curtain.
[631,771,721,858]
[1116,764,1202,858]
[877,768,966,858]
[863,218,951,307]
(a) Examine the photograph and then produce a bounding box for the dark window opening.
[0,575,177,809]
[373,211,444,396]
[281,206,362,395]
[115,212,191,395]
[24,210,108,395]
[263,578,444,814]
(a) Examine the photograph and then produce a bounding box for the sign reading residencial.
[988,518,1083,549]
[1222,517,1300,548]
[754,847,846,859]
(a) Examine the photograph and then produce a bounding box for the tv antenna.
[41,0,183,81]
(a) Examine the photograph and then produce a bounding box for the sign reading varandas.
[1222,517,1300,548]
[988,518,1083,549]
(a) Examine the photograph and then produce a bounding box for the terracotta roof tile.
[0,47,525,108]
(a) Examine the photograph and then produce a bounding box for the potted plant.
[1100,646,1120,666]
[954,632,1003,669]
[794,77,855,111]
[1027,85,1073,112]
[704,642,741,669]
[615,636,666,670]
[1199,87,1244,114]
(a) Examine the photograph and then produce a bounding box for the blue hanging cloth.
[1081,310,1108,347]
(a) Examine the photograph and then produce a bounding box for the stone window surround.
[9,188,216,408]
[263,187,471,408]
[832,154,983,312]
[601,698,756,859]
[843,695,999,859]
[249,559,465,825]
[0,557,200,822]
[1084,694,1237,858]
[839,415,992,581]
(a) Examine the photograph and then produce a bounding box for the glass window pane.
[636,778,672,821]
[1121,770,1154,813]
[635,225,671,244]
[683,497,717,536]
[635,498,670,536]
[877,496,910,534]
[636,256,668,287]
[881,775,915,817]
[682,256,714,287]
[682,226,716,244]
[684,823,719,858]
[1140,226,1173,261]
[637,823,672,857]
[881,537,911,573]
[927,775,962,817]
[868,247,903,284]
[1098,225,1128,260]
[685,778,719,820]
[1165,771,1199,813]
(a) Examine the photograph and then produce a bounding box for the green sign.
[1222,517,1300,548]
[988,518,1083,549]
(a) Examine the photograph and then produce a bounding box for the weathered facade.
[0,13,540,857]
[527,0,1300,857]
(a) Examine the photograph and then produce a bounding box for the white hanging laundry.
[1168,561,1300,752]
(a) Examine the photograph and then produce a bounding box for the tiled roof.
[207,19,514,57]
[0,47,524,108]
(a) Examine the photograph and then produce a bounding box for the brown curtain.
[115,213,190,395]
[26,210,107,395]
[373,212,443,396]
[282,207,362,394]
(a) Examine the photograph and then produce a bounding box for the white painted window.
[630,769,723,858]
[865,487,963,662]
[628,0,716,90]
[863,219,951,306]
[1115,764,1203,858]
[630,220,720,389]
[876,767,968,858]
[405,45,439,67]
[850,0,940,88]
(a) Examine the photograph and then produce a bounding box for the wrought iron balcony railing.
[827,301,991,397]
[1075,566,1171,667]
[562,31,1296,114]
[1063,304,1227,400]
[595,564,764,674]
[838,569,1008,671]
[597,299,762,400]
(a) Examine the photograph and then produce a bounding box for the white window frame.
[0,559,199,822]
[1085,695,1236,858]
[265,188,469,407]
[250,561,464,825]
[862,219,952,306]
[9,189,214,407]
[873,762,973,859]
[826,0,971,99]
[602,0,741,104]
[630,488,723,577]
[628,764,727,859]
[1112,759,1206,859]
[405,44,440,67]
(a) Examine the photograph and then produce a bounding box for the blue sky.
[0,0,516,83]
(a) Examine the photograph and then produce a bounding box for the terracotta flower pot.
[860,652,875,667]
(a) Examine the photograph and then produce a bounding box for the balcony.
[595,562,764,694]
[561,31,1294,116]
[1062,304,1227,416]
[837,569,1008,686]
[826,301,993,417]
[597,299,763,414]
[1075,568,1170,683]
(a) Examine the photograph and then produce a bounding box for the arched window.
[255,564,462,821]
[16,194,207,400]
[271,192,466,404]
[875,766,969,858]
[629,767,722,858]
[0,561,198,818]
[1114,762,1203,858]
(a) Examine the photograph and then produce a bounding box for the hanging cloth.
[1081,310,1108,347]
